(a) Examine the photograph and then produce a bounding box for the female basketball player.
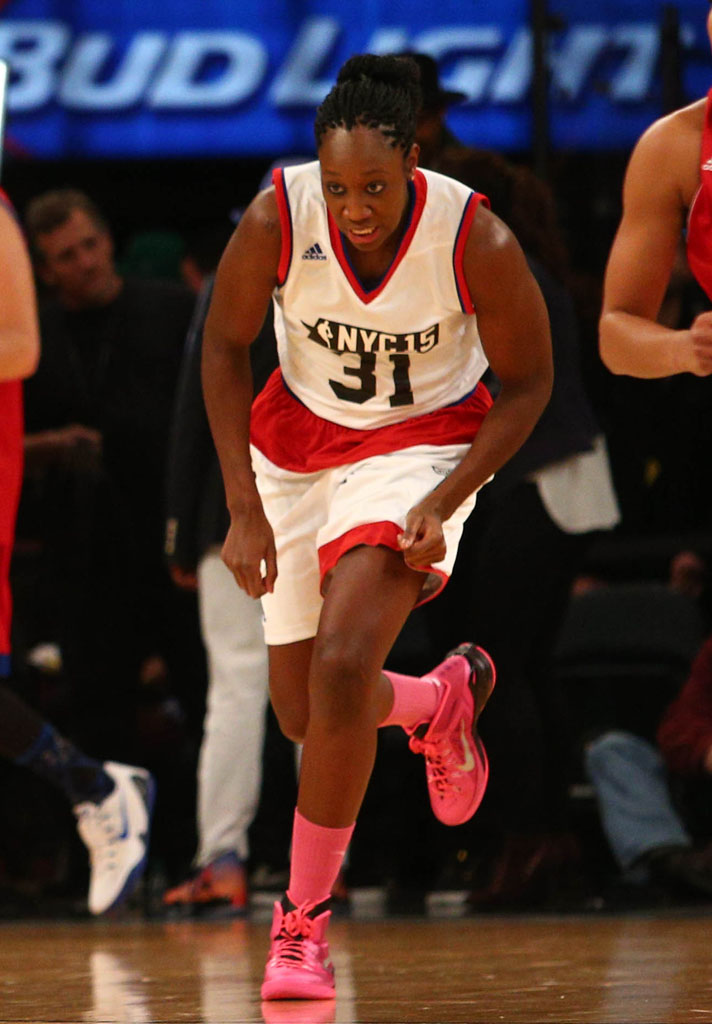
[203,54,552,1001]
[600,6,712,376]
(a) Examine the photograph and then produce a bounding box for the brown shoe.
[645,844,712,900]
[163,852,247,915]
[467,832,582,910]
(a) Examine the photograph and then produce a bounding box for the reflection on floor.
[2,900,712,1024]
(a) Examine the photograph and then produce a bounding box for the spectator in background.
[433,147,620,908]
[597,1,712,666]
[586,630,712,903]
[586,731,712,903]
[402,52,466,170]
[0,187,154,916]
[162,216,279,915]
[179,220,235,295]
[658,632,712,795]
[17,189,201,882]
[119,229,186,283]
[602,236,712,548]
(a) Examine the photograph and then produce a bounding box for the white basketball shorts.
[251,443,480,646]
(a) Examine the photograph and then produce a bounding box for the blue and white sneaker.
[74,761,156,915]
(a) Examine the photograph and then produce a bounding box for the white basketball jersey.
[272,161,488,430]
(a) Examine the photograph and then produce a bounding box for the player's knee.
[311,632,377,724]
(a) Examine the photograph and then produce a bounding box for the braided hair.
[314,54,422,151]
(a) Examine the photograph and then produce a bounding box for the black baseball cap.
[403,52,467,112]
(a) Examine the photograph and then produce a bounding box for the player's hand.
[221,503,277,598]
[397,502,447,569]
[685,312,712,376]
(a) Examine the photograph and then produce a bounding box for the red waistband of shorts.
[250,369,493,472]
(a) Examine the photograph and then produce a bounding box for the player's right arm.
[599,109,712,378]
[0,202,39,381]
[202,188,281,598]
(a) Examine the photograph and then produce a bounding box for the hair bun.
[336,54,421,99]
[314,52,420,150]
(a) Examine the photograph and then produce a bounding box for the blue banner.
[0,0,710,159]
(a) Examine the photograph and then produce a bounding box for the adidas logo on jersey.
[704,159,712,172]
[302,242,327,261]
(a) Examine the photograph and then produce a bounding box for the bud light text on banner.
[1,0,711,158]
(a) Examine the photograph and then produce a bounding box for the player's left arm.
[399,205,552,567]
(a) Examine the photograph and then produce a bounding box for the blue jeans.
[585,730,691,878]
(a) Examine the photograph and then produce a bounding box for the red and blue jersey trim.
[453,192,488,314]
[327,170,428,305]
[272,167,293,287]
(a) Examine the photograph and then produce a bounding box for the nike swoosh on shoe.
[116,794,130,840]
[456,719,476,772]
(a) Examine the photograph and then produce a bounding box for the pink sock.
[380,670,441,729]
[287,810,355,908]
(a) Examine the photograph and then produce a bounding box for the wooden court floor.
[2,908,712,1024]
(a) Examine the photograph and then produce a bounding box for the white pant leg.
[196,549,269,864]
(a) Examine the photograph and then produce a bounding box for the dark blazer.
[486,256,600,496]
[164,277,278,570]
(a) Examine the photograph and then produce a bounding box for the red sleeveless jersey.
[687,90,712,301]
[0,187,25,544]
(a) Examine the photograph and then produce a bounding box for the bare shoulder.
[629,98,705,206]
[240,185,281,239]
[655,96,705,136]
[466,203,518,259]
[464,204,525,281]
[0,200,31,267]
[218,185,281,277]
[461,203,533,316]
[0,199,20,241]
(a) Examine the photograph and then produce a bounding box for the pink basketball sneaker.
[407,643,496,827]
[261,897,335,1001]
[261,997,336,1023]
